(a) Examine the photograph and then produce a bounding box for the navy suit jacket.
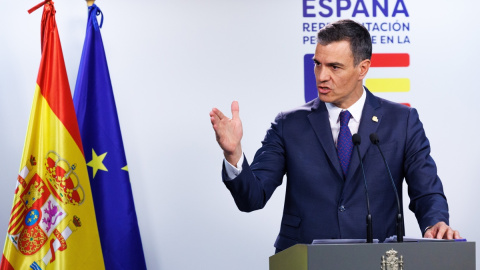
[222,90,449,251]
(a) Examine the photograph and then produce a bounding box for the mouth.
[317,86,331,94]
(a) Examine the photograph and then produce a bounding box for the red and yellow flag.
[1,2,104,269]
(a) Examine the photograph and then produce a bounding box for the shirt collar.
[325,87,366,124]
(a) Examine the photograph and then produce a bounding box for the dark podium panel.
[269,242,475,270]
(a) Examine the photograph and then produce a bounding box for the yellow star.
[87,149,108,178]
[121,165,128,171]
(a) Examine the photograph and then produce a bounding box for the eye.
[332,65,340,70]
[313,60,320,66]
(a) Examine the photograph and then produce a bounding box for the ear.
[357,59,371,80]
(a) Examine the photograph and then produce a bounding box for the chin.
[318,94,333,103]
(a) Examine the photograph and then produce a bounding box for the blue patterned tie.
[337,110,353,177]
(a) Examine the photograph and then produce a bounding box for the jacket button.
[339,205,346,212]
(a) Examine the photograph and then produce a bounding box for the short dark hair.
[316,19,372,66]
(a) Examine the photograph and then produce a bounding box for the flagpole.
[86,0,95,6]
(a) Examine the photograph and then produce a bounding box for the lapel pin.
[372,116,378,122]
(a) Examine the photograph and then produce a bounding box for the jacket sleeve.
[222,112,287,212]
[404,107,449,234]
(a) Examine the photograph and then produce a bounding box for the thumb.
[231,101,240,120]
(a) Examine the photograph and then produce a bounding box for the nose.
[314,65,330,83]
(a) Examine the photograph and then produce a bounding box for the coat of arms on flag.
[7,153,82,264]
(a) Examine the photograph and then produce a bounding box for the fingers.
[444,228,462,240]
[231,101,240,120]
[209,111,218,129]
[436,225,448,239]
[444,228,453,240]
[211,107,226,121]
[210,108,226,131]
[453,230,462,239]
[210,101,239,122]
[423,222,462,240]
[424,228,434,238]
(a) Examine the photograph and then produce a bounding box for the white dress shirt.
[326,88,366,147]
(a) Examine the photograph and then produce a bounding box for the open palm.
[210,101,243,166]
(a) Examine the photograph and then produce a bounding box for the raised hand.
[210,101,243,166]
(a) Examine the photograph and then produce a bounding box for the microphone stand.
[352,134,373,243]
[370,133,404,242]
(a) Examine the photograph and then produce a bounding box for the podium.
[269,242,475,270]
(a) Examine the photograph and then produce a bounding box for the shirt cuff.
[223,154,244,180]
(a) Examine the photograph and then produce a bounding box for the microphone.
[352,134,373,243]
[369,133,404,242]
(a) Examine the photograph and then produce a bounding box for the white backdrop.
[1,1,479,269]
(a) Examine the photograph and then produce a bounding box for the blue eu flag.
[73,4,147,269]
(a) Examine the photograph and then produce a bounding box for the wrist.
[224,146,242,167]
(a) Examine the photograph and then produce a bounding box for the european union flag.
[73,4,147,269]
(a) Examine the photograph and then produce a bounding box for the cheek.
[335,74,354,87]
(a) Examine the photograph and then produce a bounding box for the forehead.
[314,40,354,64]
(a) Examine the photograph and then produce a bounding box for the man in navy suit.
[209,19,461,252]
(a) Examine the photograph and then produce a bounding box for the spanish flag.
[0,2,104,269]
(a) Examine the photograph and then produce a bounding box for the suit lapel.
[308,98,344,180]
[347,89,382,180]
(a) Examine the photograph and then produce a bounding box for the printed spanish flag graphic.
[0,2,104,269]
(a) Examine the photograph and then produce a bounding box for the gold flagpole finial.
[86,0,95,6]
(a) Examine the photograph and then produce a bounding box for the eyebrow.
[312,58,345,67]
[326,62,344,67]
